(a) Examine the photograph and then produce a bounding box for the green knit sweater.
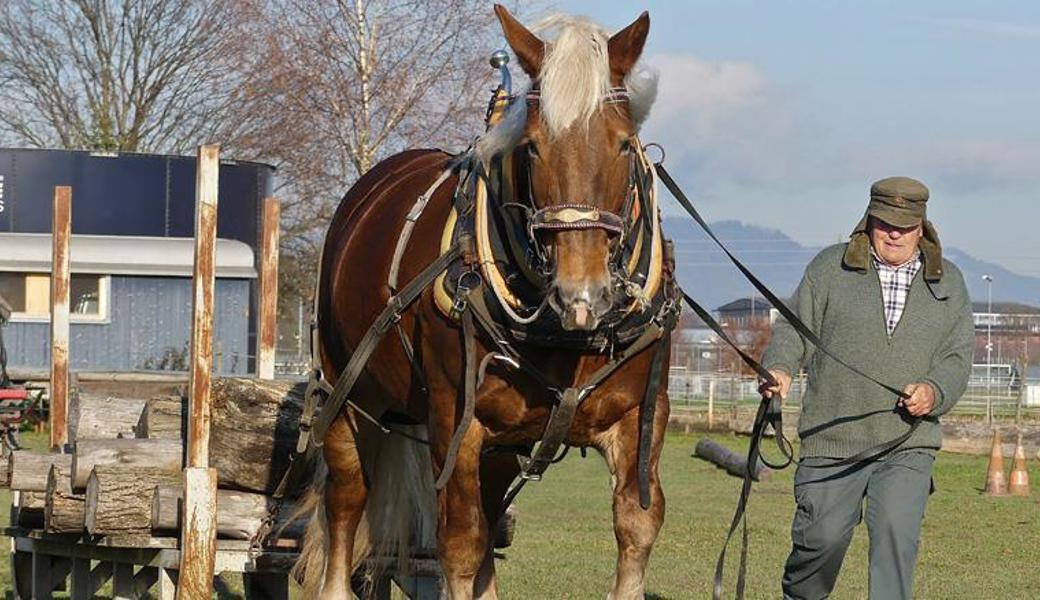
[762,244,974,458]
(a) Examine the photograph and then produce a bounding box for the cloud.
[851,138,1040,193]
[638,52,799,189]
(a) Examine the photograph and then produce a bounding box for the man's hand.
[759,369,792,401]
[899,382,937,417]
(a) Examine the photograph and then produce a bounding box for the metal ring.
[643,142,666,165]
[456,270,483,292]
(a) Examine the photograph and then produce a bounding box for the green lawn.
[2,431,1037,598]
[496,432,1040,599]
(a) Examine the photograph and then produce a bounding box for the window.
[0,272,109,322]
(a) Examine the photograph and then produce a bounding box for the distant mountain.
[662,218,1040,311]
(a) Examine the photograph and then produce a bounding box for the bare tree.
[0,0,249,152]
[237,0,518,333]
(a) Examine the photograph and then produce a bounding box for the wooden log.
[9,452,72,492]
[257,197,281,380]
[693,439,772,481]
[151,485,302,540]
[85,466,180,535]
[69,393,146,442]
[14,490,46,528]
[136,395,186,439]
[45,462,85,533]
[71,438,182,490]
[210,378,305,493]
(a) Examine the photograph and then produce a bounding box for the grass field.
[1,431,1037,598]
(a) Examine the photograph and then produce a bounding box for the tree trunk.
[45,462,84,533]
[9,452,72,492]
[208,378,304,493]
[14,491,46,528]
[85,466,180,535]
[151,485,302,540]
[71,439,182,491]
[69,393,146,442]
[136,395,186,439]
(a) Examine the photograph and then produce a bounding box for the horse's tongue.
[572,304,589,329]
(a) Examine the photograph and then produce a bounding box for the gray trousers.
[781,450,935,600]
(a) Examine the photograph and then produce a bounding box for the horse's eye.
[527,142,540,158]
[619,138,633,154]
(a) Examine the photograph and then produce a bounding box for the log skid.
[85,466,180,535]
[71,438,183,490]
[135,395,185,439]
[14,490,46,528]
[69,393,146,442]
[152,485,302,540]
[45,462,85,533]
[9,452,73,492]
[209,378,304,494]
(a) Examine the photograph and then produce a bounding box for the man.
[759,176,974,599]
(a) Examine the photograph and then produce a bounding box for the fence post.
[708,378,716,429]
[257,198,280,380]
[177,144,220,599]
[50,186,71,451]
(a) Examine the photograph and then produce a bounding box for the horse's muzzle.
[551,283,613,331]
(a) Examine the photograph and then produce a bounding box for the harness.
[264,87,680,549]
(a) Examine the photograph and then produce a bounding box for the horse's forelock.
[476,14,658,164]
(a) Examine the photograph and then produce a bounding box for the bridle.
[514,84,648,302]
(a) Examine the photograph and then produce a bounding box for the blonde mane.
[475,14,658,163]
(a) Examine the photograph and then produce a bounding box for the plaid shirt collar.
[871,247,921,335]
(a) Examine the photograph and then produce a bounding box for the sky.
[521,1,1040,278]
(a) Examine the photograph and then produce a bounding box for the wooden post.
[707,378,716,429]
[177,144,220,599]
[257,197,280,380]
[50,186,71,450]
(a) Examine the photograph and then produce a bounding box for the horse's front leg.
[431,400,491,600]
[600,392,669,600]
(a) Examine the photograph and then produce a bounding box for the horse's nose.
[553,282,613,331]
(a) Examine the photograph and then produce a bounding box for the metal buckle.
[450,271,482,320]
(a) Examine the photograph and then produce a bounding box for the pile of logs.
[6,378,307,542]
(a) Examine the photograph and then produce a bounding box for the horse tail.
[288,456,329,598]
[289,423,437,595]
[362,423,438,578]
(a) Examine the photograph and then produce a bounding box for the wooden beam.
[178,144,220,599]
[50,186,71,450]
[176,467,218,599]
[257,197,280,380]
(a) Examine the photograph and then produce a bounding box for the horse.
[294,6,675,599]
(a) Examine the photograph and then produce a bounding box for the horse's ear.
[608,11,650,79]
[494,4,544,77]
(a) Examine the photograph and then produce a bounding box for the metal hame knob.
[490,50,509,69]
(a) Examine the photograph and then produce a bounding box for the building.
[715,297,778,328]
[0,148,274,376]
[972,301,1040,367]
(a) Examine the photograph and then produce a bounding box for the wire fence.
[667,367,1040,423]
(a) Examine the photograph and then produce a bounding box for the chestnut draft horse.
[294,6,676,599]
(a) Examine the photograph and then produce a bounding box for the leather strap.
[637,327,669,509]
[434,304,478,490]
[310,241,466,445]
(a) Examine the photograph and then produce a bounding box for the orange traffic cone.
[984,429,1008,496]
[1008,433,1030,497]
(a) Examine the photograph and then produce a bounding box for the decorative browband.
[529,203,624,235]
[524,86,630,105]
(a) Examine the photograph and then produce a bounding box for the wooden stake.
[50,186,71,450]
[257,197,280,380]
[178,144,220,599]
[176,467,218,600]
